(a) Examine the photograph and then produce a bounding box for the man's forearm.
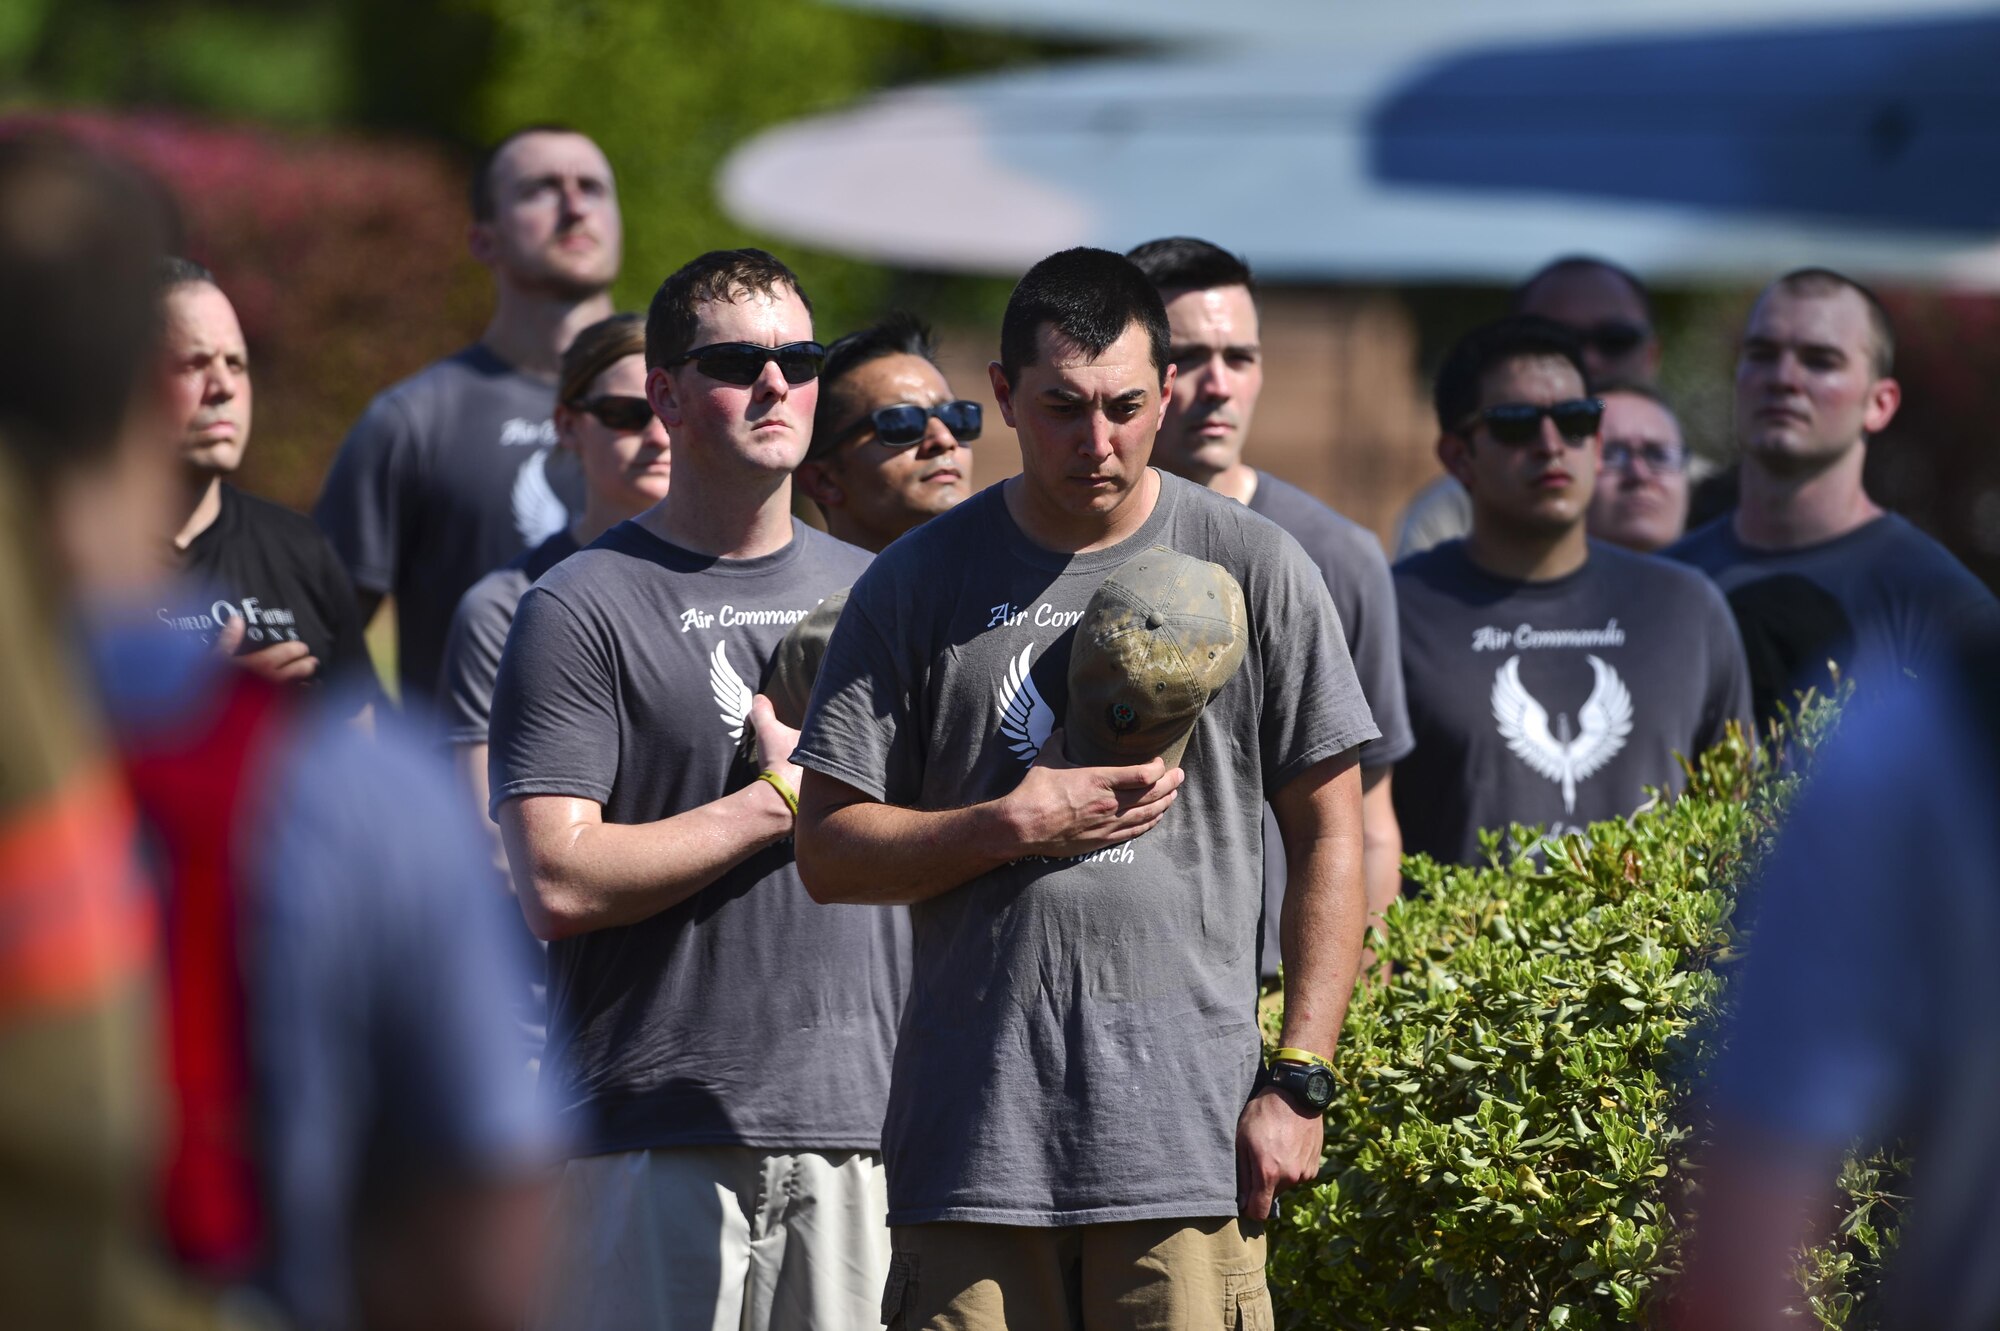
[1274,754,1369,1056]
[796,790,1013,906]
[502,783,795,941]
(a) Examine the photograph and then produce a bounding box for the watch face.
[1305,1067,1334,1107]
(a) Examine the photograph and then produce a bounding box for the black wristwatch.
[1267,1048,1336,1114]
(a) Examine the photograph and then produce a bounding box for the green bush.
[1268,699,1907,1329]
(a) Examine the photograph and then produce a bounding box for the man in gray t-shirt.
[490,249,906,1331]
[1394,316,1750,869]
[795,249,1376,1330]
[314,126,618,701]
[1128,237,1413,979]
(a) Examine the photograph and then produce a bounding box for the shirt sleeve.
[486,585,620,814]
[437,577,515,747]
[313,391,419,597]
[1695,577,1755,753]
[1251,529,1380,795]
[793,578,922,805]
[1340,533,1415,769]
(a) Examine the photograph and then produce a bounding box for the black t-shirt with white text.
[1393,540,1751,867]
[162,483,376,707]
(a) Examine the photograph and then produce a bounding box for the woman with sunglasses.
[437,313,670,993]
[795,312,978,553]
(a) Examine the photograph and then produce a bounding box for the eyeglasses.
[1602,437,1688,475]
[664,341,825,387]
[1575,321,1648,360]
[1471,398,1604,447]
[840,399,982,450]
[572,395,654,431]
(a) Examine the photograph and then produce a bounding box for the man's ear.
[647,366,685,432]
[1863,376,1902,436]
[794,459,844,509]
[1153,363,1177,431]
[467,220,497,268]
[988,362,1018,429]
[1438,431,1475,489]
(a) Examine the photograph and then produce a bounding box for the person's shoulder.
[454,561,534,628]
[1663,513,1736,569]
[1252,472,1384,560]
[1391,536,1468,586]
[1871,514,1992,590]
[1162,470,1286,549]
[794,519,874,582]
[223,485,321,542]
[1591,539,1728,599]
[861,483,1002,580]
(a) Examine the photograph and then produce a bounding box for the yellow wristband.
[1271,1046,1335,1073]
[756,769,799,817]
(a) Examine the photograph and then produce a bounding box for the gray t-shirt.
[1247,471,1413,978]
[1668,512,2000,726]
[1393,539,1751,867]
[437,528,581,746]
[487,518,906,1156]
[314,345,580,705]
[794,472,1378,1226]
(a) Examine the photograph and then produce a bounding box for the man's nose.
[914,415,956,457]
[753,357,790,400]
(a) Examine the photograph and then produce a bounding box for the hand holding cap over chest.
[1065,545,1248,771]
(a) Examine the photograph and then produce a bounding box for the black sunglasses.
[1576,321,1647,359]
[664,341,825,387]
[841,399,982,449]
[1472,398,1604,446]
[573,394,654,431]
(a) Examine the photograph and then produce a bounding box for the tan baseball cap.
[1064,545,1247,770]
[764,588,849,728]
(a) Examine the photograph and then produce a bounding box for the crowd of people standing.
[2,121,1995,1331]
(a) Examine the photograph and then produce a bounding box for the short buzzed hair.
[644,248,813,371]
[1433,316,1588,435]
[1511,254,1655,327]
[998,247,1169,388]
[469,123,586,222]
[810,312,938,461]
[1593,377,1677,418]
[1126,237,1254,294]
[1763,267,1896,378]
[158,255,216,291]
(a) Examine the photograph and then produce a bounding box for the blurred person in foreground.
[1396,254,1663,558]
[1585,381,1692,552]
[1393,317,1749,867]
[315,124,620,702]
[1669,267,1999,725]
[794,248,1376,1329]
[794,312,975,553]
[154,259,376,714]
[1127,235,1411,979]
[1671,628,2000,1331]
[489,250,900,1331]
[0,130,227,1331]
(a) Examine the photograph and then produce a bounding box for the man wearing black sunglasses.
[1392,316,1749,869]
[1395,255,1664,559]
[796,312,976,552]
[488,249,900,1331]
[1128,235,1412,986]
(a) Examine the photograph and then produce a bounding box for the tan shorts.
[881,1218,1271,1331]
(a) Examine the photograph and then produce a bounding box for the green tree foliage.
[1266,701,1907,1329]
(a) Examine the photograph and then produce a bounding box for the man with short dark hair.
[315,124,619,702]
[1394,316,1749,867]
[1586,381,1692,553]
[489,249,902,1331]
[1669,267,1998,724]
[1127,235,1411,976]
[154,260,376,708]
[794,247,1377,1329]
[1397,255,1664,558]
[795,312,975,552]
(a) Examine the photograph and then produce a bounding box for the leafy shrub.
[1267,700,1906,1329]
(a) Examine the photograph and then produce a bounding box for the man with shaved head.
[315,124,620,702]
[1670,267,1999,723]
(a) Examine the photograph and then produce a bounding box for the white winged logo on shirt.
[996,643,1054,765]
[510,447,568,545]
[1490,654,1633,814]
[709,640,754,741]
